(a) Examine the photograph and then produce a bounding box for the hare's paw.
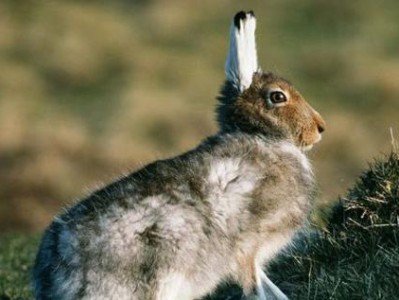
[257,268,289,300]
[225,11,258,92]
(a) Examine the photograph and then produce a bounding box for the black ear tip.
[233,11,255,30]
[234,11,247,29]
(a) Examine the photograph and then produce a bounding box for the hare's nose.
[312,111,326,133]
[317,123,325,133]
[308,105,326,134]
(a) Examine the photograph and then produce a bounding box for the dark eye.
[269,91,287,104]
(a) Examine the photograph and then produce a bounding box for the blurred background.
[0,0,398,233]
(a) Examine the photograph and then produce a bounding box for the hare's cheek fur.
[276,101,323,150]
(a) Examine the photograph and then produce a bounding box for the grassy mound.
[267,150,399,299]
[1,151,398,299]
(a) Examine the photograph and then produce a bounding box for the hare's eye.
[269,91,287,104]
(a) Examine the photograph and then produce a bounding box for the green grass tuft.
[0,234,40,300]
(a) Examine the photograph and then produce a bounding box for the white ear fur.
[225,11,259,92]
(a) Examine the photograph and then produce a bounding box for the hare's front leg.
[254,264,289,300]
[240,262,288,300]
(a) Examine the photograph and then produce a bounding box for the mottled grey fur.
[33,11,324,300]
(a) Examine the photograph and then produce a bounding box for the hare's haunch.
[33,11,325,300]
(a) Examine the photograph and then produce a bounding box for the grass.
[0,234,40,300]
[1,150,398,299]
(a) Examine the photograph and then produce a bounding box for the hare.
[33,11,325,300]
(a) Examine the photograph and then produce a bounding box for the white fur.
[208,158,258,194]
[225,12,259,92]
[87,196,167,264]
[258,266,289,300]
[207,157,259,233]
[84,271,133,300]
[156,273,192,300]
[255,264,268,300]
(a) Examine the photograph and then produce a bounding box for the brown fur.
[218,72,325,149]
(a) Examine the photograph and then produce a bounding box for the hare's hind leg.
[154,272,192,300]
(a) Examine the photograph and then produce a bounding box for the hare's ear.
[225,11,259,92]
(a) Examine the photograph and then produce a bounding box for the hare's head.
[218,11,325,151]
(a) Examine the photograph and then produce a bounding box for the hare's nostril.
[317,123,325,134]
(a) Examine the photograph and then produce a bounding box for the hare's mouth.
[301,144,314,152]
[301,133,322,151]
